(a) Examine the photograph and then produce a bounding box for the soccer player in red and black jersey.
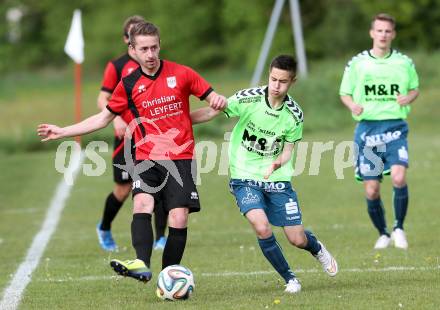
[96,15,168,253]
[95,15,143,252]
[38,21,227,282]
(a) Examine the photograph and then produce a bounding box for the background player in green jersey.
[340,13,419,250]
[191,55,338,294]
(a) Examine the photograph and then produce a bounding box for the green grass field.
[1,56,440,309]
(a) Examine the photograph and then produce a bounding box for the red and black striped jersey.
[100,53,139,135]
[101,53,139,93]
[107,60,213,160]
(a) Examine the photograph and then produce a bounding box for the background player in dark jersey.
[38,21,227,282]
[96,15,168,252]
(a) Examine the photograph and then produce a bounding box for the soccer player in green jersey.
[339,13,419,250]
[191,55,338,294]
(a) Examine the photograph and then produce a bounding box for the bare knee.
[391,174,406,188]
[364,182,380,200]
[133,194,154,214]
[245,209,272,239]
[365,187,380,200]
[391,166,407,188]
[254,223,272,239]
[287,232,307,247]
[168,208,188,228]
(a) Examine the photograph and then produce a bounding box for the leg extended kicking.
[110,192,154,282]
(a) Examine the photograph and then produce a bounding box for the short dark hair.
[123,15,145,38]
[129,21,160,46]
[371,13,396,29]
[270,55,297,76]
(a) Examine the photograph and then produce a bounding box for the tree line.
[1,0,439,73]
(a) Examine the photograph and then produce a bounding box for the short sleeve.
[101,62,118,93]
[339,61,355,96]
[184,66,213,100]
[106,81,128,115]
[285,122,303,143]
[223,93,241,118]
[408,61,419,90]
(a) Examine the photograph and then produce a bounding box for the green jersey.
[224,86,303,182]
[339,49,419,121]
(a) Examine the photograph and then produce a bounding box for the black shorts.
[112,137,134,184]
[132,159,200,213]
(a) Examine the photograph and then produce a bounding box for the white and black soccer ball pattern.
[156,265,195,301]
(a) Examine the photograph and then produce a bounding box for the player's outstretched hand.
[209,94,227,111]
[37,124,64,142]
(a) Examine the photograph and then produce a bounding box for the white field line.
[0,149,84,310]
[37,265,440,283]
[202,265,440,277]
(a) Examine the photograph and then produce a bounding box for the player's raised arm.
[191,90,227,123]
[37,108,116,142]
[190,107,222,124]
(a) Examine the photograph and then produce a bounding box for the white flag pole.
[64,9,84,145]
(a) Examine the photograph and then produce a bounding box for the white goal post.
[250,0,308,87]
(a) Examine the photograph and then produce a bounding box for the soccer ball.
[156,265,195,301]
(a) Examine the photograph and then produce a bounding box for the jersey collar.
[368,48,394,59]
[140,60,163,80]
[264,86,288,111]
